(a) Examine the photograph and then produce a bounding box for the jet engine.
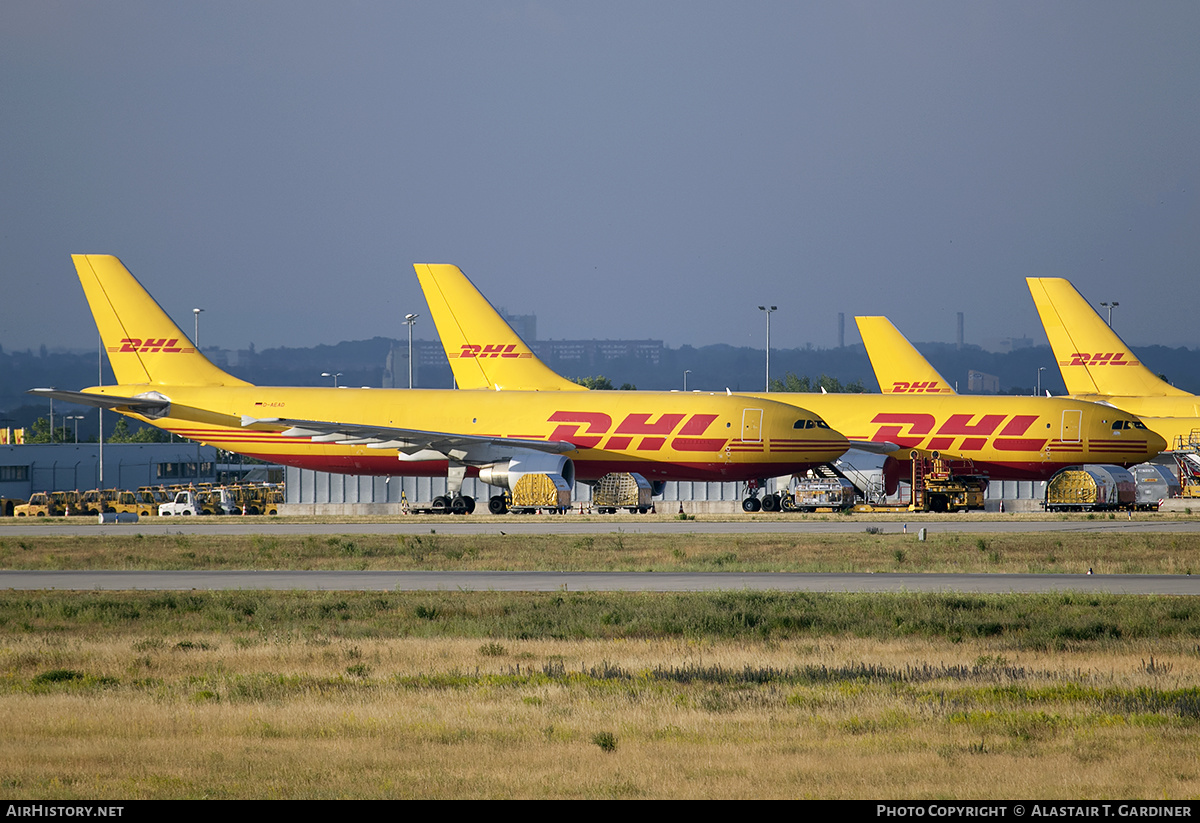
[477,452,576,491]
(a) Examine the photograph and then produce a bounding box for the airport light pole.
[193,308,205,351]
[404,313,419,388]
[322,372,342,387]
[98,333,103,485]
[1037,367,1046,397]
[758,306,777,392]
[1100,301,1119,327]
[683,369,691,392]
[67,415,85,443]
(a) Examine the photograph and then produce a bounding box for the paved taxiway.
[4,518,1200,537]
[3,517,1197,595]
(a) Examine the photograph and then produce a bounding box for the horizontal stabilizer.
[28,388,170,416]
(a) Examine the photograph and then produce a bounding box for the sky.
[2,1,1198,355]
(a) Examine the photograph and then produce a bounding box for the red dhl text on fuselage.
[744,393,1163,469]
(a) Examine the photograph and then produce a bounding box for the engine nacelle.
[478,452,576,491]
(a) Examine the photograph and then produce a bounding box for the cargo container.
[1130,464,1180,510]
[592,472,653,513]
[778,478,857,511]
[1045,465,1135,511]
[509,472,572,513]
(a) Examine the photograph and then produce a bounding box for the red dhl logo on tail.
[1062,352,1139,367]
[109,338,195,354]
[454,344,531,359]
[547,411,728,452]
[889,381,949,393]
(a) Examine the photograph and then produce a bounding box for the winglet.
[413,264,586,391]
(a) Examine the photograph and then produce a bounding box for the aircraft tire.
[450,496,469,515]
[741,497,761,513]
[760,494,779,512]
[488,495,508,515]
[431,495,449,513]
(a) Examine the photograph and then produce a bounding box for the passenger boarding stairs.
[806,460,887,505]
[1173,431,1200,498]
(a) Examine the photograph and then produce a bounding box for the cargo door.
[742,408,763,442]
[1061,410,1082,443]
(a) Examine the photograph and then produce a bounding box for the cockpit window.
[795,418,831,430]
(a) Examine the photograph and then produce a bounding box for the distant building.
[501,311,537,343]
[983,336,1036,354]
[534,339,663,367]
[967,370,1000,393]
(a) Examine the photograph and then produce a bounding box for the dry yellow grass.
[3,634,1199,799]
[1,528,1198,574]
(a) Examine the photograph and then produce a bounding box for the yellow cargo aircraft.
[1027,277,1200,449]
[415,264,1166,503]
[848,313,1164,473]
[30,255,850,514]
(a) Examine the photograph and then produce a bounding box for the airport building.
[279,458,1054,515]
[1,442,229,505]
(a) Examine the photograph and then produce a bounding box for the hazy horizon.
[4,2,1198,353]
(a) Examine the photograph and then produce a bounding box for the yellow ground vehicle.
[909,454,987,513]
[48,491,85,516]
[77,489,143,515]
[135,487,171,515]
[197,488,237,515]
[14,492,60,517]
[227,483,282,515]
[107,490,145,515]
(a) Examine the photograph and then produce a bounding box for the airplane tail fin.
[73,254,251,387]
[413,263,586,391]
[855,316,957,395]
[1026,277,1189,397]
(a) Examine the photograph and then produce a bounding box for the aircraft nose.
[1147,428,1168,456]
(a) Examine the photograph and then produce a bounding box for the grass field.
[2,528,1199,798]
[0,528,1197,574]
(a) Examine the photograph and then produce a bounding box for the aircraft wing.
[847,439,901,454]
[240,415,577,463]
[28,388,171,416]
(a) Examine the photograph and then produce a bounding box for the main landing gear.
[431,494,476,515]
[741,478,770,512]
